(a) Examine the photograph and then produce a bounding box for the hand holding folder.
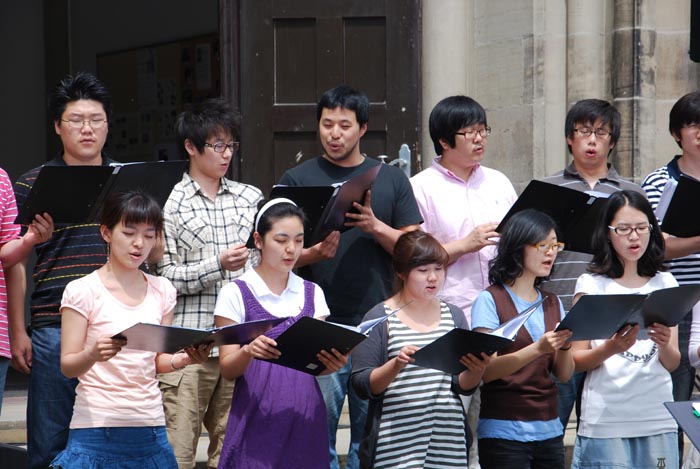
[113,317,285,354]
[263,301,410,375]
[412,297,546,374]
[16,160,186,225]
[249,163,382,248]
[555,285,700,341]
[496,180,610,254]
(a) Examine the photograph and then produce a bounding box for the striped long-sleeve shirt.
[0,168,20,358]
[642,155,700,285]
[13,156,113,329]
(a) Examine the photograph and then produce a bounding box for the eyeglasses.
[532,242,565,253]
[608,224,652,236]
[455,127,491,139]
[574,127,611,138]
[204,142,240,153]
[60,118,107,129]
[683,123,700,131]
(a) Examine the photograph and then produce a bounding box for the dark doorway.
[227,0,421,193]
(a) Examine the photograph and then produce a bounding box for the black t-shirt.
[278,156,422,326]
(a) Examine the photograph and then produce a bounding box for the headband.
[254,198,298,232]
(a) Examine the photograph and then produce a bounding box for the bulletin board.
[97,34,220,163]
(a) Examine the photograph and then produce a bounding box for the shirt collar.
[181,172,234,199]
[431,157,482,183]
[666,155,683,180]
[247,269,303,299]
[562,161,623,185]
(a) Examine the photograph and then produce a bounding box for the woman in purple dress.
[214,198,347,468]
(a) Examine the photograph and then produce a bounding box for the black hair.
[669,91,700,149]
[174,98,241,157]
[428,95,487,155]
[392,231,449,290]
[589,190,665,278]
[564,99,621,154]
[316,85,369,126]
[254,200,307,239]
[48,71,112,124]
[101,190,163,234]
[488,209,559,287]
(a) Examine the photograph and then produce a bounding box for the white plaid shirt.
[156,173,263,345]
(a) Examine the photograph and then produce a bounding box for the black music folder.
[655,174,700,238]
[664,401,700,451]
[114,317,285,354]
[555,285,700,341]
[250,163,382,247]
[264,305,400,375]
[412,297,545,374]
[16,160,186,225]
[496,180,610,254]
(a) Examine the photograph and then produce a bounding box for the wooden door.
[233,0,421,193]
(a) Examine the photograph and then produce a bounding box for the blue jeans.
[317,358,368,469]
[27,327,78,469]
[555,370,584,428]
[478,436,565,469]
[0,356,9,414]
[571,432,678,469]
[50,426,177,469]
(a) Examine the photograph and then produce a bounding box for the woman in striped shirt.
[351,230,489,468]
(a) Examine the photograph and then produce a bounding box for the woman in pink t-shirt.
[50,191,210,469]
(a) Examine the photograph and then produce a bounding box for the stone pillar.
[420,0,473,170]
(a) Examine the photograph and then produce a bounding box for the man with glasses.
[410,95,517,468]
[539,99,643,432]
[10,72,113,468]
[155,98,262,469]
[642,91,700,462]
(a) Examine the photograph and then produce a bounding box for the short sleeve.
[214,282,246,324]
[60,278,94,320]
[574,273,597,296]
[158,276,177,320]
[312,283,330,319]
[470,290,500,331]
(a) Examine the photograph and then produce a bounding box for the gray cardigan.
[350,301,476,468]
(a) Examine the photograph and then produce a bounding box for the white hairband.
[254,198,298,232]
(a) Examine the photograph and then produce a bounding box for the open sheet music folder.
[655,174,700,238]
[16,160,186,225]
[248,163,382,248]
[412,297,545,375]
[113,317,285,354]
[555,285,700,341]
[496,180,610,254]
[664,401,700,451]
[263,303,402,375]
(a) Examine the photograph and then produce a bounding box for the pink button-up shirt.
[410,159,516,325]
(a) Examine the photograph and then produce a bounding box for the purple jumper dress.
[218,279,329,469]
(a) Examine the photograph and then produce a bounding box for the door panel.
[238,0,420,194]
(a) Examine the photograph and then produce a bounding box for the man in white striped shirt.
[642,91,700,460]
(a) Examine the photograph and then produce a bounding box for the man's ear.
[359,122,368,139]
[439,138,452,151]
[54,120,62,136]
[184,139,198,157]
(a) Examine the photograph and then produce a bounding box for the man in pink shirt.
[410,95,516,469]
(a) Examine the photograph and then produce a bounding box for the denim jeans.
[0,356,9,414]
[27,327,78,469]
[317,358,368,469]
[479,436,565,469]
[571,432,678,469]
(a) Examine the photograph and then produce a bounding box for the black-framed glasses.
[531,241,565,253]
[60,118,107,129]
[204,142,240,153]
[574,127,611,138]
[455,127,491,139]
[608,224,652,236]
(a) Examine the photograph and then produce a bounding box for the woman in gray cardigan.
[350,230,489,468]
